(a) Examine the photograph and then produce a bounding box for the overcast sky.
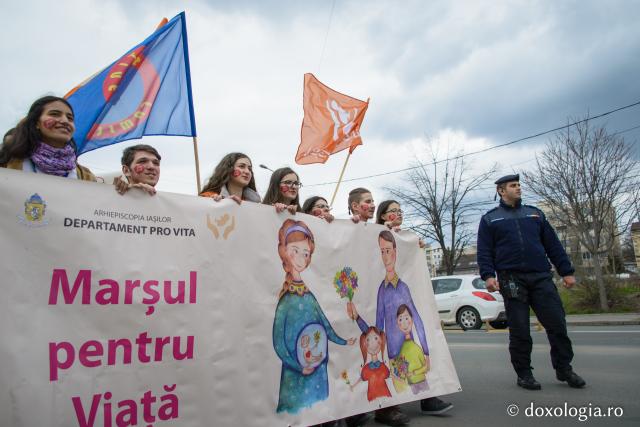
[1,0,639,218]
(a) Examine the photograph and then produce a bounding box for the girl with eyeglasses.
[262,167,302,214]
[302,196,334,223]
[376,200,403,231]
[376,200,426,248]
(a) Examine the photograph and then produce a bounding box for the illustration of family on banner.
[274,220,435,413]
[0,168,460,427]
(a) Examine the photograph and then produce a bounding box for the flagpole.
[192,136,202,194]
[328,97,369,207]
[329,150,352,208]
[180,12,200,194]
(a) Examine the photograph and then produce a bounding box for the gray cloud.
[1,0,638,203]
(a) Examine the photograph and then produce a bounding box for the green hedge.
[558,278,640,314]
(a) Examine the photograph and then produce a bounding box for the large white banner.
[0,168,460,427]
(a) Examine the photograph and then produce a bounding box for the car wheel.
[489,320,508,329]
[457,306,482,330]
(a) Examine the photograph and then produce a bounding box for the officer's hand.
[486,277,499,292]
[562,275,576,289]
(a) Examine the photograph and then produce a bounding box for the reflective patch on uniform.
[490,218,505,222]
[526,214,540,218]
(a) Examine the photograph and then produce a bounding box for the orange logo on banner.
[295,74,369,165]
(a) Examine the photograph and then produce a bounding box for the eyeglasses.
[385,208,403,215]
[280,180,303,189]
[313,203,331,210]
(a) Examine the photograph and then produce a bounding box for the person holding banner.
[263,167,302,214]
[376,200,403,231]
[0,96,96,181]
[376,200,427,249]
[114,144,161,196]
[348,188,375,223]
[302,196,334,223]
[200,153,261,203]
[272,219,356,415]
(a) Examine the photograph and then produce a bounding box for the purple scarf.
[30,142,76,176]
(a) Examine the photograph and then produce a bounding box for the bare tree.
[620,233,636,266]
[386,141,496,275]
[524,118,639,311]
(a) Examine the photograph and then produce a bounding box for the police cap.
[494,174,519,185]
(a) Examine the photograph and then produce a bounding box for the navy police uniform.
[477,174,576,380]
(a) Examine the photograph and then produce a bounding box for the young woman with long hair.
[0,96,95,181]
[262,167,302,214]
[301,196,334,223]
[200,152,261,203]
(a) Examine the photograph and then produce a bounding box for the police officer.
[477,174,586,390]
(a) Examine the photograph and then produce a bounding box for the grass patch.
[559,277,640,314]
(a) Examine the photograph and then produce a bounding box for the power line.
[305,101,640,187]
[317,0,336,73]
[462,165,640,193]
[404,180,640,228]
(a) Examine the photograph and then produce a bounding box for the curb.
[564,320,640,326]
[442,319,640,331]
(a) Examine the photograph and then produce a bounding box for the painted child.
[300,334,323,367]
[396,304,429,394]
[272,219,356,414]
[349,327,393,402]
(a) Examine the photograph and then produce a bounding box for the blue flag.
[66,12,196,155]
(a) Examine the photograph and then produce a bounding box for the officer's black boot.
[517,374,541,390]
[556,370,586,388]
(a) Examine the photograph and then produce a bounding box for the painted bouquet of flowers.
[333,267,359,302]
[391,355,409,379]
[340,369,351,386]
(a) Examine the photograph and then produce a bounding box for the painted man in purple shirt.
[347,230,453,426]
[350,230,429,371]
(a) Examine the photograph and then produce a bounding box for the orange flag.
[295,73,369,165]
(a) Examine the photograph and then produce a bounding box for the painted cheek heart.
[232,169,241,177]
[133,165,145,174]
[43,118,58,129]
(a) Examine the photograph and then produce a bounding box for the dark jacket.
[477,199,574,280]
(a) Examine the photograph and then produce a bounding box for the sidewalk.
[442,313,640,331]
[532,312,640,326]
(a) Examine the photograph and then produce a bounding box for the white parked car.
[431,275,507,330]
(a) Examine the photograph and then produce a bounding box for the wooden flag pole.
[192,136,202,194]
[327,97,369,207]
[329,150,352,208]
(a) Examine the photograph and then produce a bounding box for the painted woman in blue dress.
[272,219,356,414]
